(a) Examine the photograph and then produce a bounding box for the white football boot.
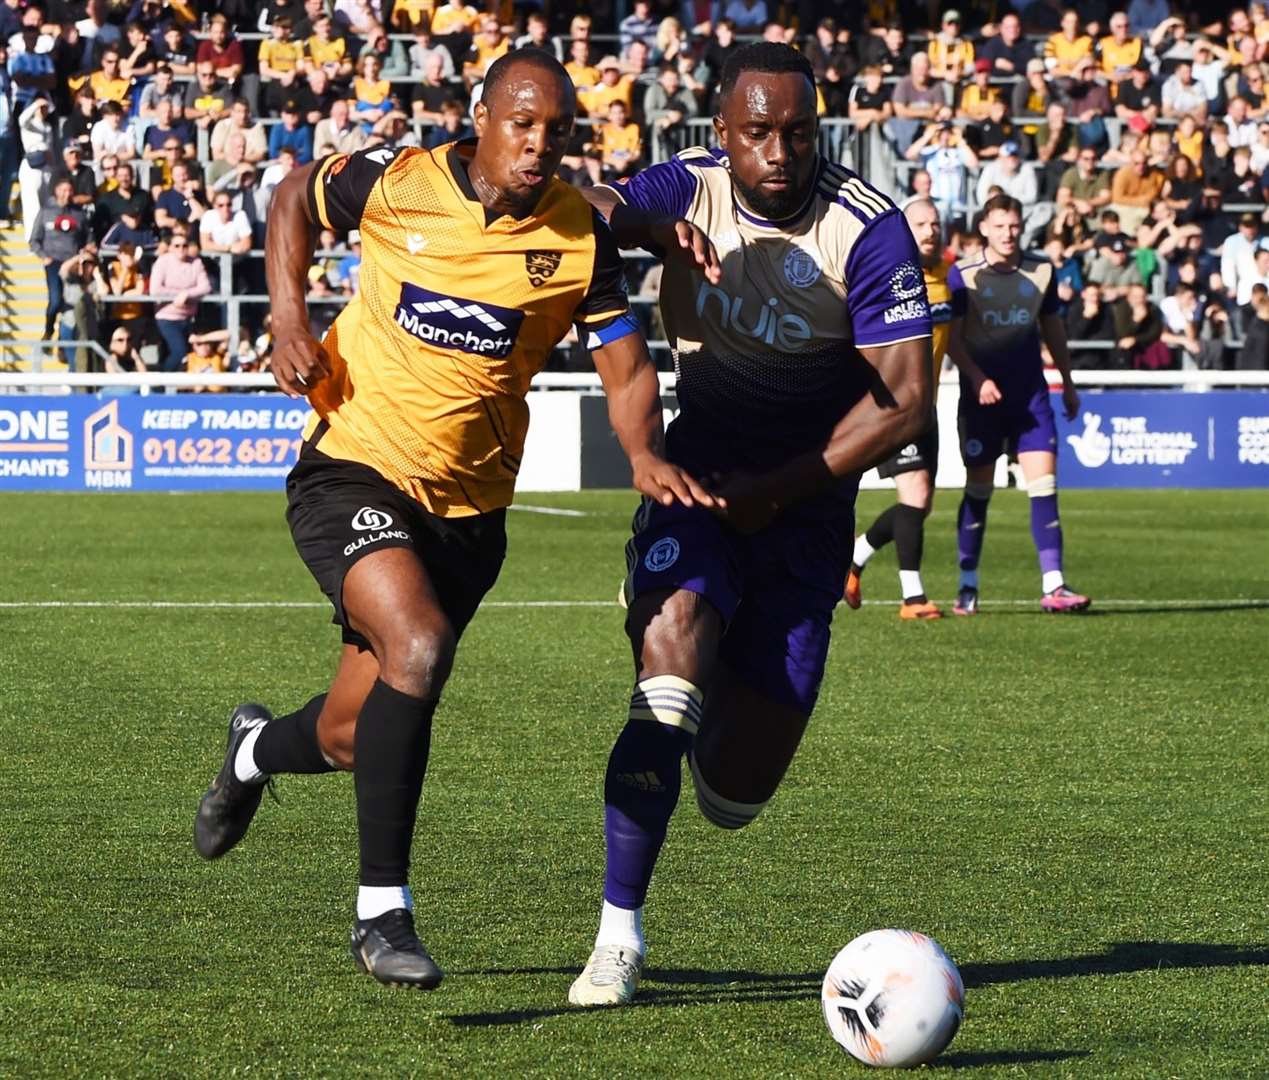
[568,944,643,1006]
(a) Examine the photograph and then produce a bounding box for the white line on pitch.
[509,504,588,517]
[0,599,1265,611]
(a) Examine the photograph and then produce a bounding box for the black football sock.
[252,694,337,775]
[354,679,437,888]
[864,504,899,551]
[893,504,928,602]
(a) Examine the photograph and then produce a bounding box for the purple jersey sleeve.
[604,155,700,218]
[949,262,968,317]
[845,210,934,347]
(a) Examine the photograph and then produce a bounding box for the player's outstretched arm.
[582,185,721,284]
[1040,313,1081,420]
[710,337,933,533]
[946,317,1001,406]
[265,162,332,398]
[591,329,717,509]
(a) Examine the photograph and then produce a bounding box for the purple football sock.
[956,493,990,571]
[1030,492,1064,577]
[602,720,691,909]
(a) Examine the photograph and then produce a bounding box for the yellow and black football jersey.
[303,140,629,516]
[924,256,961,378]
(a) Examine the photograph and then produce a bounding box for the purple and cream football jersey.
[604,147,931,479]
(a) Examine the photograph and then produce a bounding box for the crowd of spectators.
[4,1,1269,375]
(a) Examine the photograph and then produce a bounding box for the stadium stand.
[4,2,1269,375]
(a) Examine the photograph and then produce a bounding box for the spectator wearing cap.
[1115,61,1161,128]
[1058,145,1113,226]
[50,143,95,211]
[1011,58,1054,150]
[888,52,944,155]
[580,55,635,118]
[1162,61,1209,122]
[980,13,1033,76]
[1045,9,1093,77]
[928,9,973,84]
[30,176,88,338]
[1099,12,1144,87]
[211,100,268,165]
[268,101,314,165]
[1063,56,1112,150]
[976,140,1038,206]
[958,59,1001,123]
[1111,147,1165,232]
[1088,235,1142,301]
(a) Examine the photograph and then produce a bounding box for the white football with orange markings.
[822,929,964,1068]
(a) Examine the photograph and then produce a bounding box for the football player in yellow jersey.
[846,199,958,620]
[193,50,720,991]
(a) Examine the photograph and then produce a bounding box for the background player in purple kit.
[947,193,1091,616]
[567,43,934,1007]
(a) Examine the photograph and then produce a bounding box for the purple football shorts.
[958,384,1058,467]
[624,499,853,715]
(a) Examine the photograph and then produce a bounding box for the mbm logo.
[983,305,1032,328]
[695,283,812,349]
[394,283,524,358]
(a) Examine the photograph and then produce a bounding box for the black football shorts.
[876,419,939,481]
[286,442,507,650]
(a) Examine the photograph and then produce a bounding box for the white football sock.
[595,900,644,955]
[852,534,876,567]
[233,725,267,784]
[1042,570,1065,594]
[899,570,925,601]
[959,568,979,590]
[357,885,413,921]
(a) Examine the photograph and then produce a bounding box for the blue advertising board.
[1057,391,1269,488]
[0,394,310,491]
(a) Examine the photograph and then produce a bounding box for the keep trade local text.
[141,409,307,431]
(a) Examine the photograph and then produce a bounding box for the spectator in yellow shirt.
[464,16,509,88]
[928,10,973,84]
[589,99,642,181]
[565,37,599,91]
[89,48,133,106]
[305,15,353,80]
[258,16,304,115]
[579,55,634,118]
[1044,9,1093,77]
[1099,13,1143,89]
[957,59,1000,122]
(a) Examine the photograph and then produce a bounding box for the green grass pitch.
[0,488,1265,1078]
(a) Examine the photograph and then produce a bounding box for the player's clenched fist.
[271,330,332,398]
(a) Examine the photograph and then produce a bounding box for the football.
[821,929,965,1068]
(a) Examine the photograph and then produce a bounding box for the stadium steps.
[0,225,57,371]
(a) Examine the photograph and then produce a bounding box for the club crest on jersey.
[644,536,680,572]
[394,283,524,358]
[783,248,821,288]
[525,250,563,287]
[889,262,925,302]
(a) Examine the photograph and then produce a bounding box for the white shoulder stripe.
[824,166,889,216]
[819,181,884,221]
